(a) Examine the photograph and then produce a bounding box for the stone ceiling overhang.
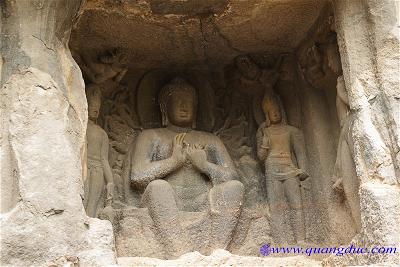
[70,0,328,69]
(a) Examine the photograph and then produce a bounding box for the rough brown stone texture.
[70,0,326,69]
[322,0,400,265]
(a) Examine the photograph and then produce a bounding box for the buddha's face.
[166,90,195,127]
[236,55,261,80]
[88,97,101,121]
[264,100,282,124]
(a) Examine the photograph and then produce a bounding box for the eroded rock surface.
[0,1,117,266]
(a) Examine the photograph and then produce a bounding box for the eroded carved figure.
[84,86,114,217]
[325,41,361,231]
[130,78,244,258]
[234,54,280,99]
[299,45,325,89]
[257,94,308,244]
[332,76,361,231]
[78,48,129,85]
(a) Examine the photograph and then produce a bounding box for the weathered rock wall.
[296,4,358,245]
[323,0,400,265]
[0,1,116,266]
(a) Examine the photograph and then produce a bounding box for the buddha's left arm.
[291,127,307,170]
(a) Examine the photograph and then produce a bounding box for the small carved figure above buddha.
[78,48,129,85]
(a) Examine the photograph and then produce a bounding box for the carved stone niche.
[74,50,336,260]
[68,0,371,262]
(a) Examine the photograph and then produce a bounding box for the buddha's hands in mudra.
[186,144,207,170]
[171,133,208,171]
[171,133,187,164]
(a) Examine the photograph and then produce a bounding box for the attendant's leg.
[85,166,104,217]
[284,178,305,243]
[142,179,190,259]
[83,165,92,210]
[266,179,286,244]
[208,180,244,250]
[340,141,361,231]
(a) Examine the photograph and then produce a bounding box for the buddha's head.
[262,94,282,125]
[87,85,102,121]
[159,77,198,128]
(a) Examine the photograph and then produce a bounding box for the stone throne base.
[108,204,273,259]
[112,207,213,259]
[117,249,323,267]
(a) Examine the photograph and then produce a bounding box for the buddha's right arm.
[130,133,182,189]
[131,158,181,189]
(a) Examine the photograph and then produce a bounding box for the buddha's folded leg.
[141,179,190,259]
[208,180,244,250]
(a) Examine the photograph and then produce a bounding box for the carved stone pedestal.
[114,207,210,258]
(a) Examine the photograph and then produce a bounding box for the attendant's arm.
[336,76,349,106]
[114,68,128,83]
[256,124,268,161]
[336,76,350,126]
[101,131,114,204]
[131,132,185,189]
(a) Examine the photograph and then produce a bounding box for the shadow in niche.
[70,0,361,260]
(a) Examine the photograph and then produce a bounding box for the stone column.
[325,0,400,265]
[0,1,116,266]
